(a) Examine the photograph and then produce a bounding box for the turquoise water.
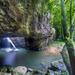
[0,48,62,70]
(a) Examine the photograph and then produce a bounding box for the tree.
[61,0,75,75]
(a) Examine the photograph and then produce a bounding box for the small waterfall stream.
[3,37,17,65]
[6,37,16,49]
[5,37,18,52]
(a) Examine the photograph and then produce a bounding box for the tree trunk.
[65,38,75,75]
[61,0,75,75]
[70,0,72,39]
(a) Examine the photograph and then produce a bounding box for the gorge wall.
[0,0,55,50]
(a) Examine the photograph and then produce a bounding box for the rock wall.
[0,0,23,34]
[0,0,55,50]
[25,12,55,50]
[0,37,25,48]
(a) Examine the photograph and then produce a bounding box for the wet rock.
[14,66,27,75]
[26,12,55,50]
[0,72,12,75]
[27,68,33,72]
[0,63,68,75]
[11,37,25,48]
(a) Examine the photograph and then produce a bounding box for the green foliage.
[0,0,24,34]
[0,0,75,37]
[41,0,75,39]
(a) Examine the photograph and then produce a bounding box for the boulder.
[14,66,27,75]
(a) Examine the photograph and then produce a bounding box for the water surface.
[0,48,62,70]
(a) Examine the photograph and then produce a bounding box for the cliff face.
[0,0,55,50]
[25,12,55,50]
[0,0,23,34]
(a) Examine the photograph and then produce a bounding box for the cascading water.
[0,37,25,66]
[7,37,16,49]
[5,37,18,52]
[2,37,18,65]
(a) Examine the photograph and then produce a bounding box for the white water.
[7,37,16,49]
[6,37,18,52]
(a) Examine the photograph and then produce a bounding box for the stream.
[0,48,62,70]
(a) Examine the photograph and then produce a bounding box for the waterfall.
[3,37,18,65]
[6,37,18,52]
[7,37,16,49]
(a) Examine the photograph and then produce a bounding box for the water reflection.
[3,51,16,65]
[0,48,62,70]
